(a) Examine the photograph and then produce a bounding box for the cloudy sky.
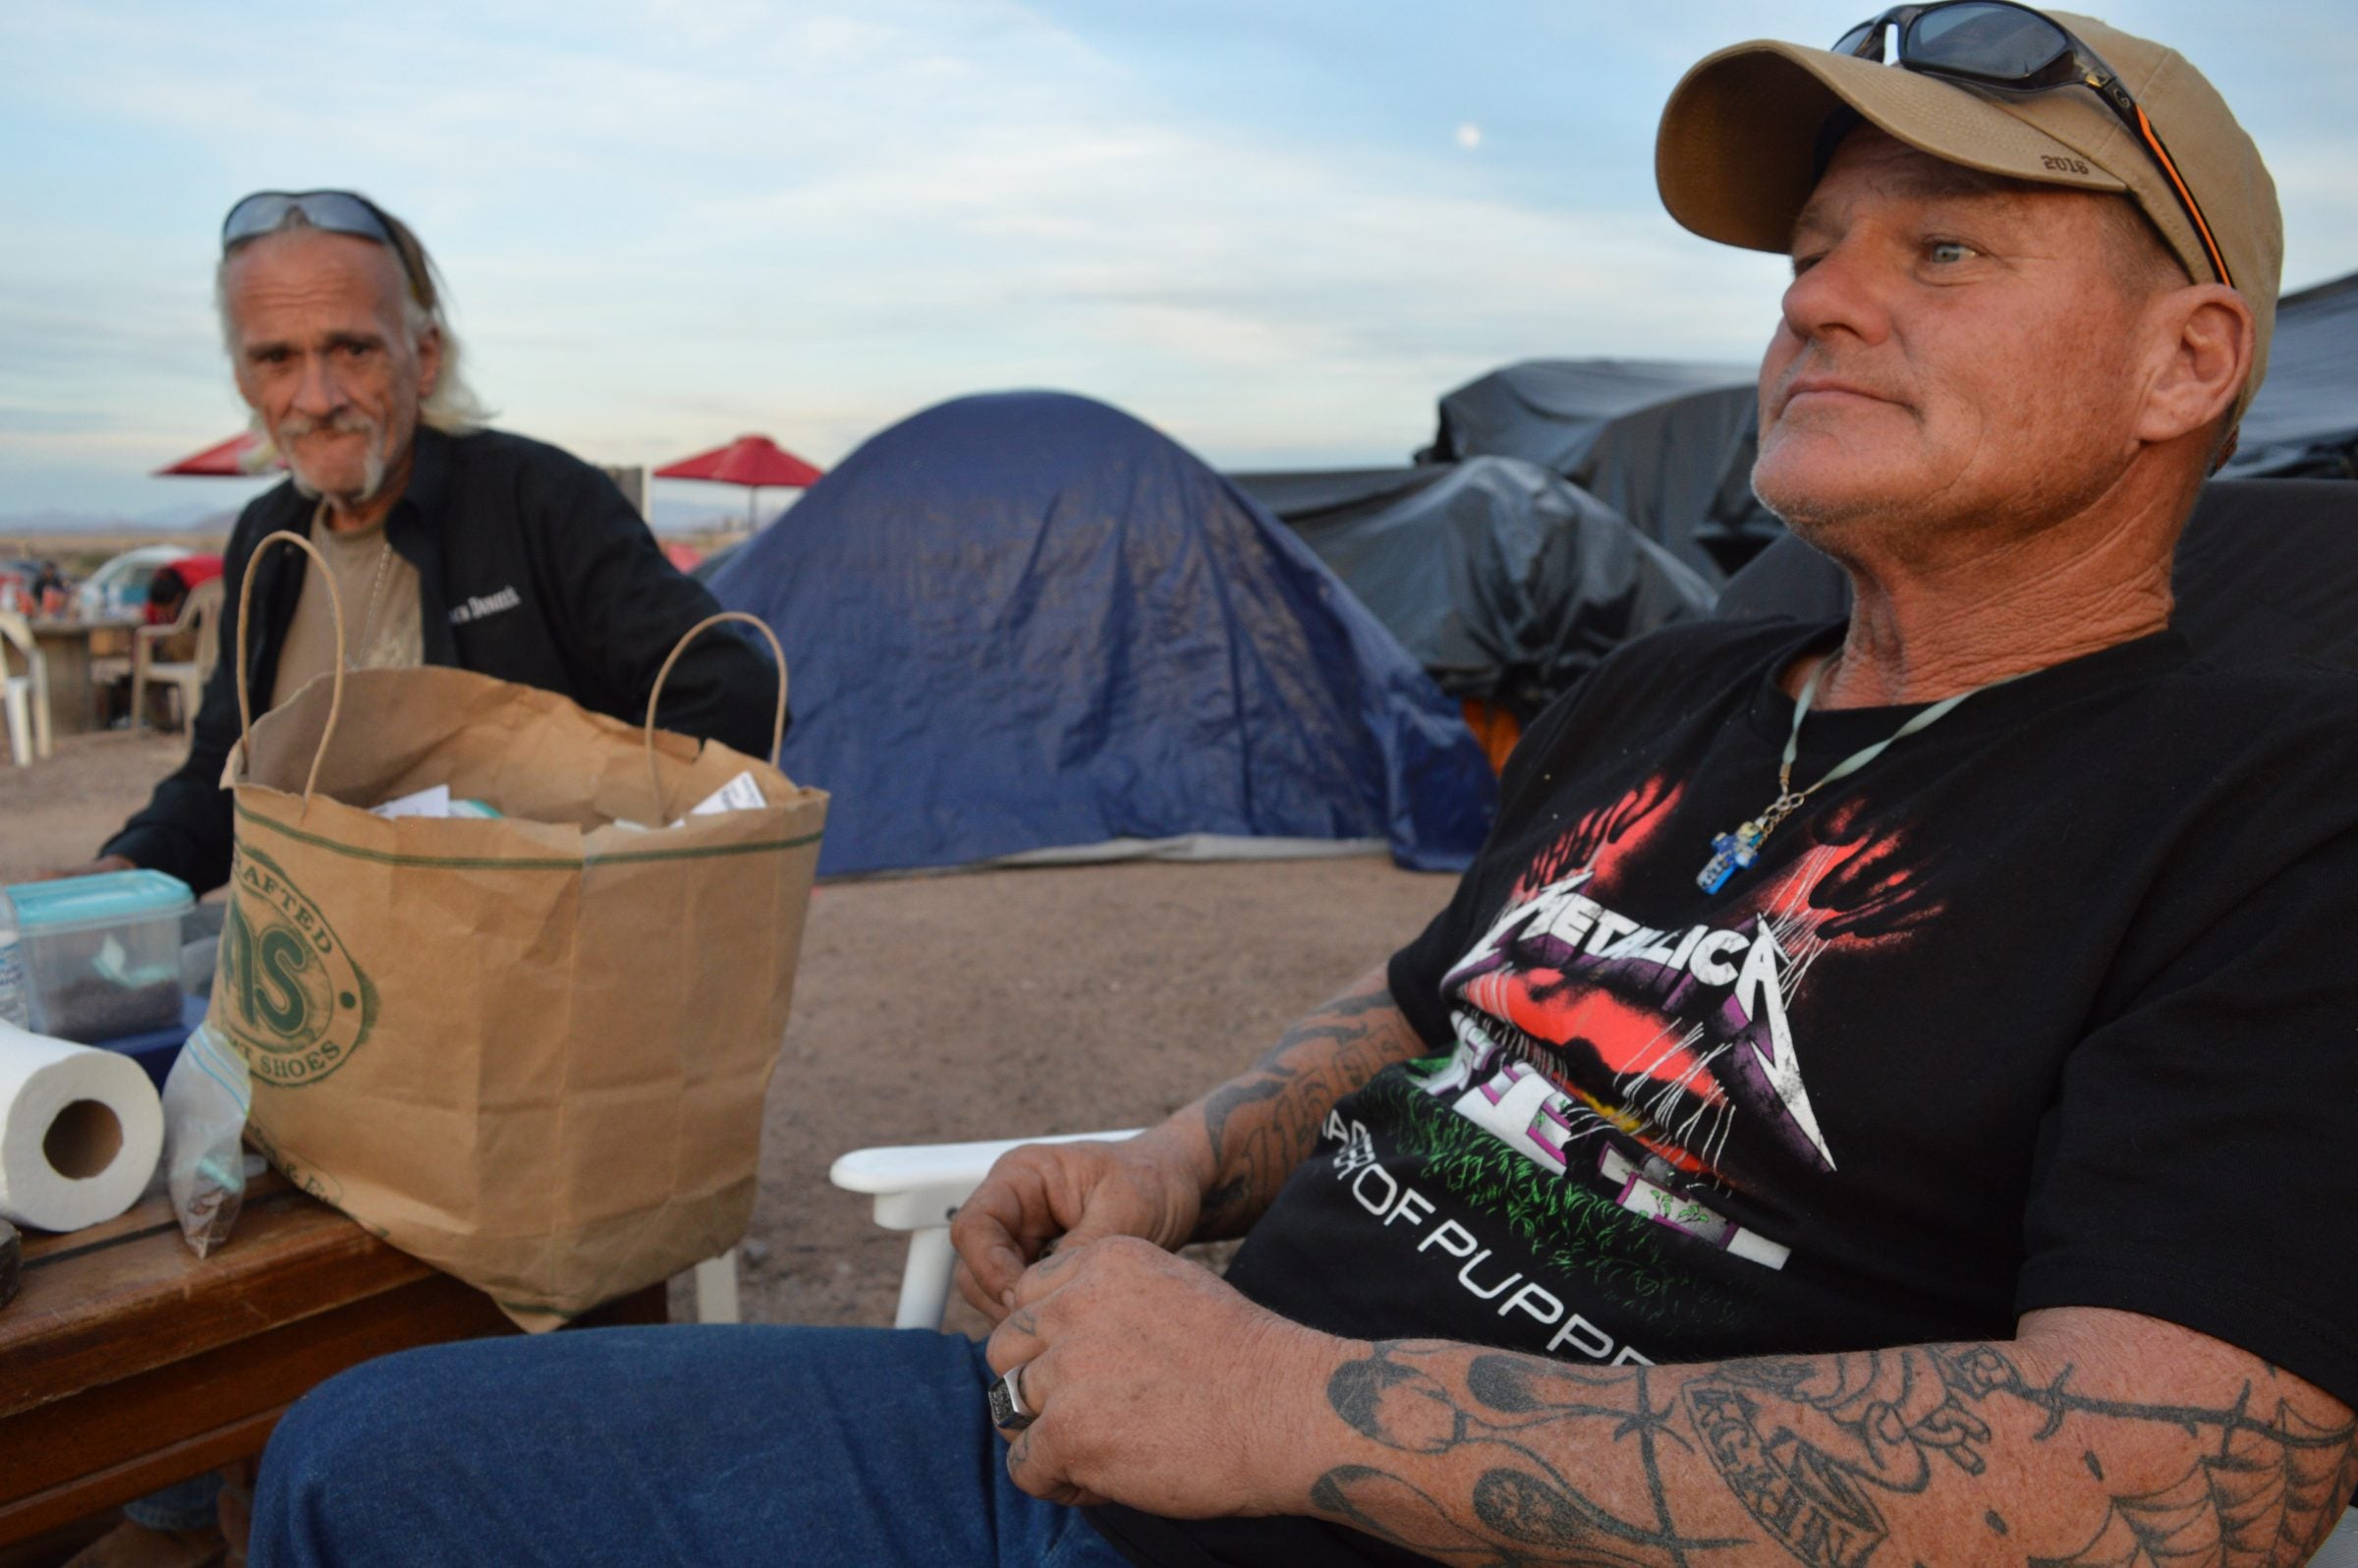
[4,0,2351,521]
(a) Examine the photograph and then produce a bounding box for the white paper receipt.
[370,785,500,820]
[690,771,767,816]
[371,784,453,819]
[609,772,768,833]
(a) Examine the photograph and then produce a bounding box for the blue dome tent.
[706,392,1495,877]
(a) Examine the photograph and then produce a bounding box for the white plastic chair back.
[0,610,50,763]
[133,576,224,731]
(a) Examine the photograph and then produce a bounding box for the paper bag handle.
[235,529,346,803]
[643,611,789,820]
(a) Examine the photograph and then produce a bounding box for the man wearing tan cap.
[248,8,2358,1567]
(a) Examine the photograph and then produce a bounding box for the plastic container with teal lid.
[3,870,195,1043]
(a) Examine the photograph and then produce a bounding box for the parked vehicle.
[74,545,195,620]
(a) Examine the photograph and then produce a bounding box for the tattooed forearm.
[1313,1344,1741,1567]
[1191,971,1426,1239]
[1302,1330,2358,1568]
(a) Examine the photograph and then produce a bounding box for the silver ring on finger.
[988,1363,1037,1431]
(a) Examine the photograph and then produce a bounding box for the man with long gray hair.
[51,190,779,899]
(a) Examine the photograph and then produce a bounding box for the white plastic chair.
[828,1129,1140,1328]
[132,576,224,732]
[0,610,53,764]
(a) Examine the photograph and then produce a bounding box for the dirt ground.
[0,730,193,884]
[0,730,1457,1333]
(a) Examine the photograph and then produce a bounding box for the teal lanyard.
[1698,654,2011,895]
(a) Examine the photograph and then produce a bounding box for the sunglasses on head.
[1832,0,2231,288]
[220,190,426,300]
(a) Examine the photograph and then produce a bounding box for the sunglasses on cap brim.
[1833,0,2232,288]
[220,190,427,300]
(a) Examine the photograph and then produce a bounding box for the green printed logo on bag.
[218,846,378,1086]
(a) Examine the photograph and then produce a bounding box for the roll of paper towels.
[0,1018,165,1232]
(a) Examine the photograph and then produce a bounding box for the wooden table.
[0,1172,665,1545]
[26,618,141,737]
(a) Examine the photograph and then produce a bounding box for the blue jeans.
[250,1326,1129,1568]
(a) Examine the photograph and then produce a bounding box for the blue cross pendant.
[1697,821,1766,894]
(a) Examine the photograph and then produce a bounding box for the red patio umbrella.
[155,430,284,476]
[654,434,823,532]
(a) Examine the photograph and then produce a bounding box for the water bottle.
[0,887,28,1031]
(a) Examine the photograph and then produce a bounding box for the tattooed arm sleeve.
[1171,966,1432,1241]
[1295,1306,2356,1568]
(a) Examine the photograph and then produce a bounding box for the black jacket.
[105,425,783,893]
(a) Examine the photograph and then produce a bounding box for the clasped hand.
[949,1139,1336,1516]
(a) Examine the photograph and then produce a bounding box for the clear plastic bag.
[161,1022,252,1258]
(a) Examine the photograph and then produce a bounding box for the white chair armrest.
[828,1129,1143,1231]
[830,1129,1141,1329]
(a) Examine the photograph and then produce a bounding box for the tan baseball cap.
[1655,9,2281,417]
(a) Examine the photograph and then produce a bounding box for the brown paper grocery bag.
[207,531,825,1328]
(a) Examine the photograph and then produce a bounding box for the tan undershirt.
[269,500,424,709]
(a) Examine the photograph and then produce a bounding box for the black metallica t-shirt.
[1093,617,2358,1568]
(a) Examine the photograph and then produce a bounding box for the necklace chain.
[318,500,396,672]
[352,537,394,670]
[1696,650,2011,895]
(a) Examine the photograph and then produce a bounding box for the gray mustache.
[277,412,378,439]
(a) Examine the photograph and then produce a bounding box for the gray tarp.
[2225,270,2358,478]
[1234,456,1715,721]
[1418,360,1783,582]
